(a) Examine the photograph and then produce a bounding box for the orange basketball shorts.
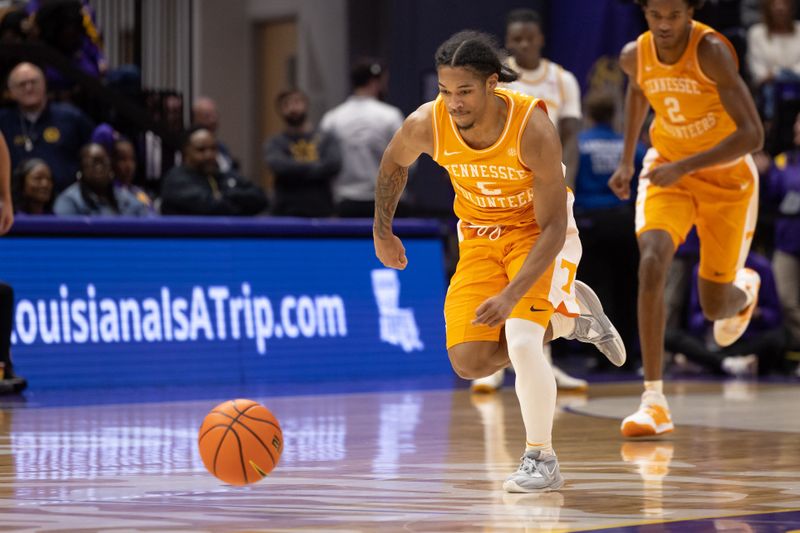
[635,148,759,284]
[444,194,582,348]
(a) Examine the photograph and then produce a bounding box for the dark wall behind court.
[347,0,644,214]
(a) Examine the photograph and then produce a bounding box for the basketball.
[198,399,283,485]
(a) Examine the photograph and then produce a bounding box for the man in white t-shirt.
[321,60,404,217]
[471,8,586,394]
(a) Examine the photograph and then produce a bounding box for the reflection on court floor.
[0,381,798,531]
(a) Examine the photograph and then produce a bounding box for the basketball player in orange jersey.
[470,8,588,394]
[373,30,625,492]
[609,0,764,438]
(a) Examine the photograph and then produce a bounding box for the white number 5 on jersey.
[476,181,501,196]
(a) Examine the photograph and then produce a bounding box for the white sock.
[731,268,761,313]
[644,380,664,395]
[549,312,576,340]
[505,318,557,454]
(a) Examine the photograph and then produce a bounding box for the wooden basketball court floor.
[0,379,798,532]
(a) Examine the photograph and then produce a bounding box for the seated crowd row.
[1,59,402,218]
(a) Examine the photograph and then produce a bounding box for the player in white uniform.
[471,8,586,393]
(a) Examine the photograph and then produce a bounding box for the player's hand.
[472,292,517,328]
[374,233,408,270]
[0,198,14,236]
[608,164,635,200]
[641,161,687,188]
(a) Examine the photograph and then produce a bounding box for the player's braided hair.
[635,0,706,7]
[435,30,519,83]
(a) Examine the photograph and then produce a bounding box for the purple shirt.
[764,150,800,257]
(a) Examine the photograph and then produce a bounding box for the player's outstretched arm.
[609,41,650,200]
[373,102,434,270]
[672,35,764,173]
[472,106,567,327]
[0,132,14,235]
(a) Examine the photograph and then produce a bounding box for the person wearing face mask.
[53,143,150,216]
[264,89,341,217]
[160,126,268,216]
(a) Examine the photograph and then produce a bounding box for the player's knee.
[455,361,497,379]
[449,351,496,379]
[505,335,533,358]
[638,249,670,286]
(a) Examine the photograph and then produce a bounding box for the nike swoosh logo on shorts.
[530,305,548,312]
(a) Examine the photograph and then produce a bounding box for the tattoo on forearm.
[374,166,408,238]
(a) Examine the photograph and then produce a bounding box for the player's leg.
[620,229,677,437]
[448,339,508,380]
[502,317,563,493]
[622,152,694,437]
[562,280,626,367]
[446,228,512,390]
[694,157,761,347]
[548,191,626,367]
[636,230,677,382]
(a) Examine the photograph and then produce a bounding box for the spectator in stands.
[54,143,149,216]
[747,0,800,117]
[571,91,645,364]
[192,96,236,173]
[666,252,789,377]
[11,158,53,215]
[0,9,26,44]
[89,122,153,211]
[763,111,800,348]
[264,89,341,217]
[748,0,800,83]
[0,9,28,103]
[160,126,268,216]
[0,62,93,193]
[29,0,106,91]
[321,59,404,217]
[575,91,645,211]
[113,138,154,212]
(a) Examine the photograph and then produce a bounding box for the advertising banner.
[0,236,449,389]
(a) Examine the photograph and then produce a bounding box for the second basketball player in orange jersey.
[373,30,625,492]
[609,0,764,437]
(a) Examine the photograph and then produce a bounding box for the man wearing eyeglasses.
[0,62,94,193]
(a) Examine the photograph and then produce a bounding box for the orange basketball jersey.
[637,21,738,162]
[431,88,547,227]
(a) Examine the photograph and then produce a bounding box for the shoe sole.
[503,478,565,493]
[620,421,674,438]
[470,384,500,394]
[557,383,588,392]
[574,281,626,367]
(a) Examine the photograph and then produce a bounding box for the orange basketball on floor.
[198,399,283,485]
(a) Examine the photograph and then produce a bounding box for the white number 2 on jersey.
[663,97,686,123]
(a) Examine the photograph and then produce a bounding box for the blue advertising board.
[0,220,450,389]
